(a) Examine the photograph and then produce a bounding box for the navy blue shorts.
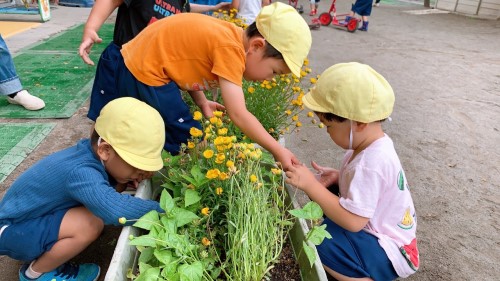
[352,0,372,16]
[87,43,201,154]
[0,209,68,261]
[316,217,398,280]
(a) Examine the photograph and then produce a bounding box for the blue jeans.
[0,35,22,96]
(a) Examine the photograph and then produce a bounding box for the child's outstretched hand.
[79,29,102,65]
[200,100,225,118]
[311,161,339,187]
[285,163,317,192]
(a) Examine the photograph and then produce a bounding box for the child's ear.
[249,37,266,52]
[97,142,112,161]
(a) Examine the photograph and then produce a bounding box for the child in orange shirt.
[87,2,312,170]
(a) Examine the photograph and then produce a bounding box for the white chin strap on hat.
[349,120,354,150]
[97,137,106,168]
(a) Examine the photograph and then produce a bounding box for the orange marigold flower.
[201,207,210,216]
[271,168,282,175]
[296,121,302,127]
[226,160,235,168]
[215,153,225,164]
[203,149,214,159]
[218,172,229,180]
[206,169,221,179]
[187,141,195,149]
[217,128,228,135]
[214,111,223,117]
[292,115,299,121]
[202,237,211,246]
[247,86,255,93]
[310,77,317,84]
[307,111,314,118]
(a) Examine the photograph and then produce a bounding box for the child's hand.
[311,161,339,187]
[199,100,226,118]
[285,163,317,192]
[214,2,231,10]
[79,29,102,65]
[275,147,300,171]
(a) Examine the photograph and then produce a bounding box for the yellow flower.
[189,127,203,138]
[319,123,325,128]
[217,128,228,135]
[303,58,309,66]
[206,169,221,179]
[285,110,292,115]
[300,70,307,77]
[296,121,302,127]
[307,111,314,118]
[218,172,229,180]
[292,115,299,121]
[248,86,255,93]
[310,77,317,84]
[250,174,258,183]
[215,187,223,195]
[193,111,202,121]
[202,237,211,246]
[271,168,282,175]
[201,207,210,216]
[203,149,214,159]
[187,141,195,149]
[214,111,223,117]
[209,116,219,124]
[215,153,225,164]
[118,217,127,224]
[226,160,235,168]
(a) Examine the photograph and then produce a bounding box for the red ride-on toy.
[315,0,360,32]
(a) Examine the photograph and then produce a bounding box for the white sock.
[25,261,43,279]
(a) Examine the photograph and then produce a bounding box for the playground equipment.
[0,0,51,22]
[314,0,360,32]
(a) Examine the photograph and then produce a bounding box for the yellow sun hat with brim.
[256,2,312,78]
[302,62,395,123]
[95,97,165,171]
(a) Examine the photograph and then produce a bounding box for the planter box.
[105,179,328,281]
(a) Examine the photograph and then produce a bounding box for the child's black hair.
[91,130,100,146]
[246,22,284,60]
[315,112,387,123]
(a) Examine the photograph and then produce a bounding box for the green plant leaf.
[184,189,201,207]
[307,224,332,245]
[160,189,175,213]
[129,234,157,247]
[153,249,175,265]
[172,207,199,227]
[135,266,161,281]
[288,201,323,220]
[190,165,207,185]
[138,247,155,264]
[160,216,178,234]
[133,210,160,231]
[302,241,317,268]
[178,261,203,281]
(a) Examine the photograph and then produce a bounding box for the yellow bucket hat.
[95,97,165,171]
[303,62,395,123]
[256,2,312,77]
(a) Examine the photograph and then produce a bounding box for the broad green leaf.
[178,261,203,281]
[307,224,332,245]
[302,241,317,267]
[133,210,159,231]
[184,189,201,207]
[129,234,157,247]
[153,249,175,265]
[160,189,175,213]
[137,262,153,279]
[180,174,196,186]
[135,266,161,281]
[161,216,178,233]
[138,247,155,264]
[288,201,323,220]
[190,165,206,185]
[172,207,199,227]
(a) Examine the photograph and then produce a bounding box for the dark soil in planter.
[268,238,301,281]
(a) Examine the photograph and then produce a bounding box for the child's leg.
[316,217,398,281]
[31,206,104,273]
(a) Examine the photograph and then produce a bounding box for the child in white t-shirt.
[285,62,419,281]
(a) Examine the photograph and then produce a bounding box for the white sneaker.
[373,3,380,6]
[7,90,45,110]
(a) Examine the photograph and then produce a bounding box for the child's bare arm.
[285,164,369,232]
[219,78,297,170]
[79,0,123,65]
[190,2,231,13]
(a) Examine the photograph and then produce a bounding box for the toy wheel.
[347,18,358,32]
[288,0,298,8]
[318,12,332,26]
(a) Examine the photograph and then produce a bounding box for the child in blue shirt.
[0,97,165,281]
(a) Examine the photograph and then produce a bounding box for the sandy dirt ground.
[0,1,499,280]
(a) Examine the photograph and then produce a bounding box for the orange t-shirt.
[121,13,245,91]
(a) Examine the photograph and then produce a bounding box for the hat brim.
[302,88,329,113]
[284,56,301,78]
[113,147,163,172]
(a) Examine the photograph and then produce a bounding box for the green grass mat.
[0,23,114,118]
[0,123,55,184]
